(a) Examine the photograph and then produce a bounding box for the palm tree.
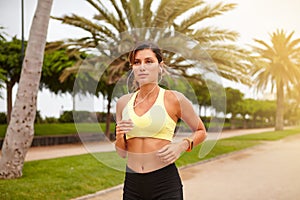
[53,0,252,137]
[251,29,300,130]
[54,0,250,81]
[0,0,53,179]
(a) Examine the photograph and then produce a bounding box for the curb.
[72,184,124,200]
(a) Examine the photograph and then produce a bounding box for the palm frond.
[252,30,300,93]
[192,27,239,43]
[86,0,121,31]
[142,0,153,27]
[178,2,236,31]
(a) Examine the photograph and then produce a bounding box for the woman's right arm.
[115,95,133,158]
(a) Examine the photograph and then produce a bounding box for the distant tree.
[0,0,53,179]
[190,76,210,116]
[239,98,259,128]
[206,80,226,117]
[252,29,300,130]
[225,87,244,129]
[0,37,26,123]
[256,100,276,126]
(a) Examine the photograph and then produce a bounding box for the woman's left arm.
[177,92,207,148]
[157,91,207,164]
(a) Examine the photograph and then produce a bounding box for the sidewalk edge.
[72,184,124,200]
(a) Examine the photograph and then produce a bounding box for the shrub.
[96,112,114,123]
[44,117,58,123]
[35,110,43,124]
[59,111,74,123]
[0,112,7,124]
[59,111,98,123]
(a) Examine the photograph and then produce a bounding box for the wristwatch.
[183,137,194,152]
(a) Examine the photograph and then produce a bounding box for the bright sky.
[1,0,300,117]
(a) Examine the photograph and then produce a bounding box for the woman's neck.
[138,83,159,98]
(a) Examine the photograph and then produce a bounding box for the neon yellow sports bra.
[122,88,177,141]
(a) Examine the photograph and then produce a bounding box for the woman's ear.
[159,61,164,72]
[159,67,163,74]
[159,62,170,76]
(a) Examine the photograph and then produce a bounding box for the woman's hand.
[115,120,134,158]
[116,119,134,140]
[156,141,188,164]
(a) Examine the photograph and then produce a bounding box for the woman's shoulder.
[116,93,134,108]
[164,89,186,102]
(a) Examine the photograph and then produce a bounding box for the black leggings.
[123,163,183,200]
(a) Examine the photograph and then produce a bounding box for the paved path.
[74,129,300,200]
[180,134,300,200]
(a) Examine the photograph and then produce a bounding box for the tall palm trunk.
[0,0,53,179]
[105,97,112,140]
[5,81,13,124]
[275,80,284,130]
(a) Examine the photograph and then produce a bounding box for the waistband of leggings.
[126,163,176,175]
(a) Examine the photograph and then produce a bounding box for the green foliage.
[0,123,116,138]
[0,112,7,124]
[58,111,99,123]
[41,48,76,94]
[34,111,43,124]
[225,87,244,116]
[42,46,98,96]
[0,37,24,84]
[58,111,74,123]
[0,36,26,120]
[43,117,59,123]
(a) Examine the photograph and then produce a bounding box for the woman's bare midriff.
[126,137,171,173]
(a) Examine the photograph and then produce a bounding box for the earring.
[158,67,163,84]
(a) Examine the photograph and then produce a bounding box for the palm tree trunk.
[230,118,236,129]
[105,97,112,140]
[72,89,75,112]
[243,117,247,129]
[198,106,202,117]
[0,0,53,179]
[5,82,13,124]
[275,80,284,131]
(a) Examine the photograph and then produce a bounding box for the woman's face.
[132,49,161,86]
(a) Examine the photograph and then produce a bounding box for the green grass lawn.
[0,127,300,200]
[0,123,116,138]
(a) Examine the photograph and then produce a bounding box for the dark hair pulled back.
[128,42,163,65]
